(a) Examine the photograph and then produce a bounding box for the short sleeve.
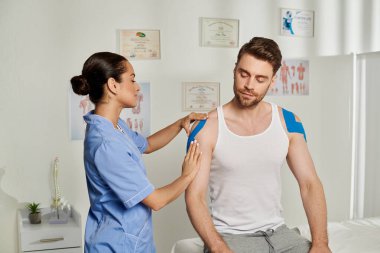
[94,140,154,208]
[126,129,148,153]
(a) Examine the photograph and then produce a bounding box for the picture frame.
[119,29,160,60]
[182,82,220,111]
[200,17,239,48]
[280,8,314,37]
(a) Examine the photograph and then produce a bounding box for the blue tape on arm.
[186,119,207,152]
[282,108,307,141]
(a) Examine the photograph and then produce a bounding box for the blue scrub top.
[83,111,155,253]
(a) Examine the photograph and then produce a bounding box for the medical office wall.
[1,0,380,253]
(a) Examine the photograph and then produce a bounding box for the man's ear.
[106,78,118,94]
[269,75,277,88]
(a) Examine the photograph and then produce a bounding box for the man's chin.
[237,99,260,108]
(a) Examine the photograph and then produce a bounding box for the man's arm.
[185,115,232,253]
[286,126,332,253]
[144,112,207,154]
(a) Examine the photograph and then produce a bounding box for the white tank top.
[209,103,289,234]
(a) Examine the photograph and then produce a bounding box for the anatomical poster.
[268,59,309,96]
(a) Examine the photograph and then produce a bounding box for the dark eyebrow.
[237,67,251,76]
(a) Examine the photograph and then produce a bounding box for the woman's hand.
[182,140,202,181]
[180,112,208,136]
[142,140,202,211]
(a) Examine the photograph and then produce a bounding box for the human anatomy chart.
[269,59,309,96]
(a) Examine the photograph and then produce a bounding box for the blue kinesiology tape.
[282,108,307,141]
[186,119,207,152]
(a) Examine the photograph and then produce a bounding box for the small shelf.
[17,207,82,253]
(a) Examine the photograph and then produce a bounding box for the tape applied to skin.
[186,119,207,152]
[282,108,307,141]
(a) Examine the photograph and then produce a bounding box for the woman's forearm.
[145,119,182,154]
[144,112,207,154]
[142,174,192,211]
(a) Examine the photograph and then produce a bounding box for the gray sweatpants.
[204,225,311,253]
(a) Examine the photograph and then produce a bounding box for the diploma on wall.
[182,82,220,111]
[119,30,160,60]
[200,18,239,48]
[280,9,314,37]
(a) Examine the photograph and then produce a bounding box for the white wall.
[362,52,380,217]
[0,0,371,252]
[267,54,354,227]
[313,0,380,56]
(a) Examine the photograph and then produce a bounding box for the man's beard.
[233,83,269,108]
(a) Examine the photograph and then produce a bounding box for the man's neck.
[229,98,268,119]
[223,99,272,136]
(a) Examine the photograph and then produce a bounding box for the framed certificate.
[200,18,239,48]
[280,9,314,37]
[182,82,220,111]
[119,29,160,60]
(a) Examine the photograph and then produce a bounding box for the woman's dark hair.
[70,52,127,104]
[236,37,282,75]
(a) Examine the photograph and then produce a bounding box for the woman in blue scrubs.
[70,52,205,253]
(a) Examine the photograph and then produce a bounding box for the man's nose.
[244,78,256,90]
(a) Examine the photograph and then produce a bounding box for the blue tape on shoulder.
[186,119,207,152]
[282,108,307,141]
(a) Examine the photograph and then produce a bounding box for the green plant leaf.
[26,202,41,214]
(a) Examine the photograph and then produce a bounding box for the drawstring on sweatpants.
[244,229,275,253]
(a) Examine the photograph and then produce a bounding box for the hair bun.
[70,75,90,95]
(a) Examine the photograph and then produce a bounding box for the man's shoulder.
[205,108,218,124]
[189,109,218,140]
[277,105,302,124]
[191,109,217,128]
[277,105,307,141]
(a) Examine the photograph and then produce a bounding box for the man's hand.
[309,244,332,253]
[209,245,234,253]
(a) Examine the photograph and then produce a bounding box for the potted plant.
[26,202,41,224]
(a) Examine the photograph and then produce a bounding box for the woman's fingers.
[181,112,208,136]
[189,140,197,160]
[192,141,200,161]
[186,140,200,162]
[185,140,195,160]
[188,112,208,123]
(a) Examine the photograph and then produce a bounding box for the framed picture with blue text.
[280,8,314,37]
